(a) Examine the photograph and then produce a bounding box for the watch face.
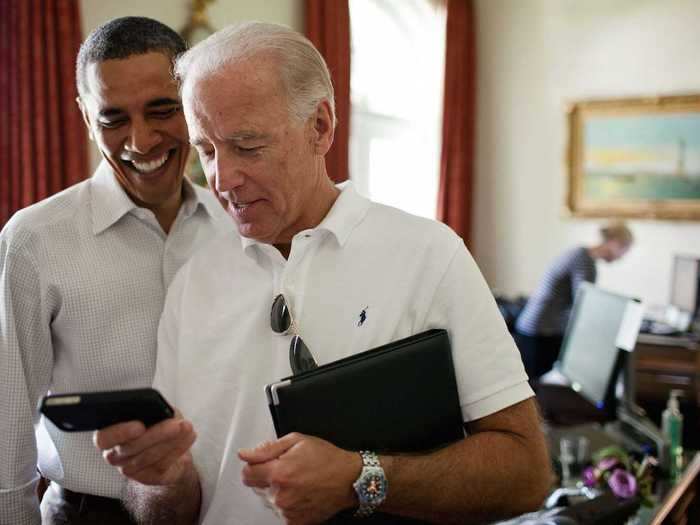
[358,467,387,505]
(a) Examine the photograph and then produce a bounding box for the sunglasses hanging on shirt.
[270,294,318,375]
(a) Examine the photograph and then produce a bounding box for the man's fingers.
[238,432,303,464]
[120,423,196,476]
[93,421,145,450]
[104,419,191,464]
[102,419,194,467]
[241,460,277,488]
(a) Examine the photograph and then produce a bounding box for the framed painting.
[566,94,700,220]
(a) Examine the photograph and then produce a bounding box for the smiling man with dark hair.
[0,16,228,525]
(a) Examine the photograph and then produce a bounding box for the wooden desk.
[648,452,700,525]
[634,333,699,405]
[633,334,699,449]
[544,423,699,525]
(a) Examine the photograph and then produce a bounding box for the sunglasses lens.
[270,294,291,334]
[290,335,318,374]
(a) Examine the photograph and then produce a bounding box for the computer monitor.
[669,255,700,324]
[557,283,642,417]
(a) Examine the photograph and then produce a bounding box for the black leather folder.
[265,329,465,524]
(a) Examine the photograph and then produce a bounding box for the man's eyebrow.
[189,132,271,146]
[146,98,181,108]
[228,131,269,141]
[97,99,180,118]
[97,108,125,119]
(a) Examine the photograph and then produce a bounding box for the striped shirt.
[0,162,231,525]
[515,246,596,336]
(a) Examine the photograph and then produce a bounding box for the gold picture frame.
[566,94,700,220]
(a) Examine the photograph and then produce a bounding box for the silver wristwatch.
[352,450,388,517]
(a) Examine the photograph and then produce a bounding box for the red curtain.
[0,0,87,228]
[437,0,477,246]
[305,0,351,184]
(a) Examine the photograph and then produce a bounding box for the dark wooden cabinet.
[633,334,700,450]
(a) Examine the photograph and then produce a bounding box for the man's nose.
[214,150,245,193]
[124,118,161,154]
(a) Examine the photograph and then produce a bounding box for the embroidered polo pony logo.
[357,306,369,327]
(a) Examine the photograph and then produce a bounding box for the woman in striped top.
[515,222,634,382]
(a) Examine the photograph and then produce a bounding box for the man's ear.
[312,99,335,156]
[76,96,94,141]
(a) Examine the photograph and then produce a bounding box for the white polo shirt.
[154,181,532,525]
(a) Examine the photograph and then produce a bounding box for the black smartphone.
[39,388,174,432]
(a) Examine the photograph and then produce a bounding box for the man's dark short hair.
[77,16,186,96]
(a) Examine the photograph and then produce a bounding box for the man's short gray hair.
[174,22,336,128]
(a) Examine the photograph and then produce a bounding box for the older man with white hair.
[94,22,551,525]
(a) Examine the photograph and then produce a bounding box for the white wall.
[474,0,700,308]
[79,0,302,170]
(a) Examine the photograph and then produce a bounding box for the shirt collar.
[180,176,219,220]
[90,160,216,235]
[239,180,370,253]
[316,181,370,246]
[90,161,139,235]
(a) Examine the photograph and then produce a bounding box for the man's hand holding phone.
[93,409,197,486]
[93,410,203,523]
[40,388,202,519]
[39,388,196,486]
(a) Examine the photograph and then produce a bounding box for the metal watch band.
[353,450,387,518]
[360,450,380,467]
[355,503,378,518]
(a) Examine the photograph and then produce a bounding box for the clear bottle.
[558,437,575,487]
[661,389,684,479]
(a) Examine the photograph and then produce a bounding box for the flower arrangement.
[581,445,657,506]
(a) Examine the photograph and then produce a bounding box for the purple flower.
[582,466,598,487]
[608,469,637,499]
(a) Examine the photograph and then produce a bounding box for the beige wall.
[474,0,700,308]
[79,0,303,170]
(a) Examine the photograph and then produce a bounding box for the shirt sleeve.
[423,240,533,422]
[570,251,596,299]
[0,231,54,525]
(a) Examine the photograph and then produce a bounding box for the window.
[349,0,446,219]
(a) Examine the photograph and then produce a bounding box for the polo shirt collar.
[240,180,370,253]
[316,181,370,246]
[90,160,215,235]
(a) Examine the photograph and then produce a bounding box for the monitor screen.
[670,255,700,317]
[558,283,639,411]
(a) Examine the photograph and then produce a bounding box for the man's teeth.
[129,152,170,173]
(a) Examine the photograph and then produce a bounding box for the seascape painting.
[584,113,700,200]
[567,95,700,220]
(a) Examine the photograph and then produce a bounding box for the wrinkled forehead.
[182,60,291,140]
[182,55,284,106]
